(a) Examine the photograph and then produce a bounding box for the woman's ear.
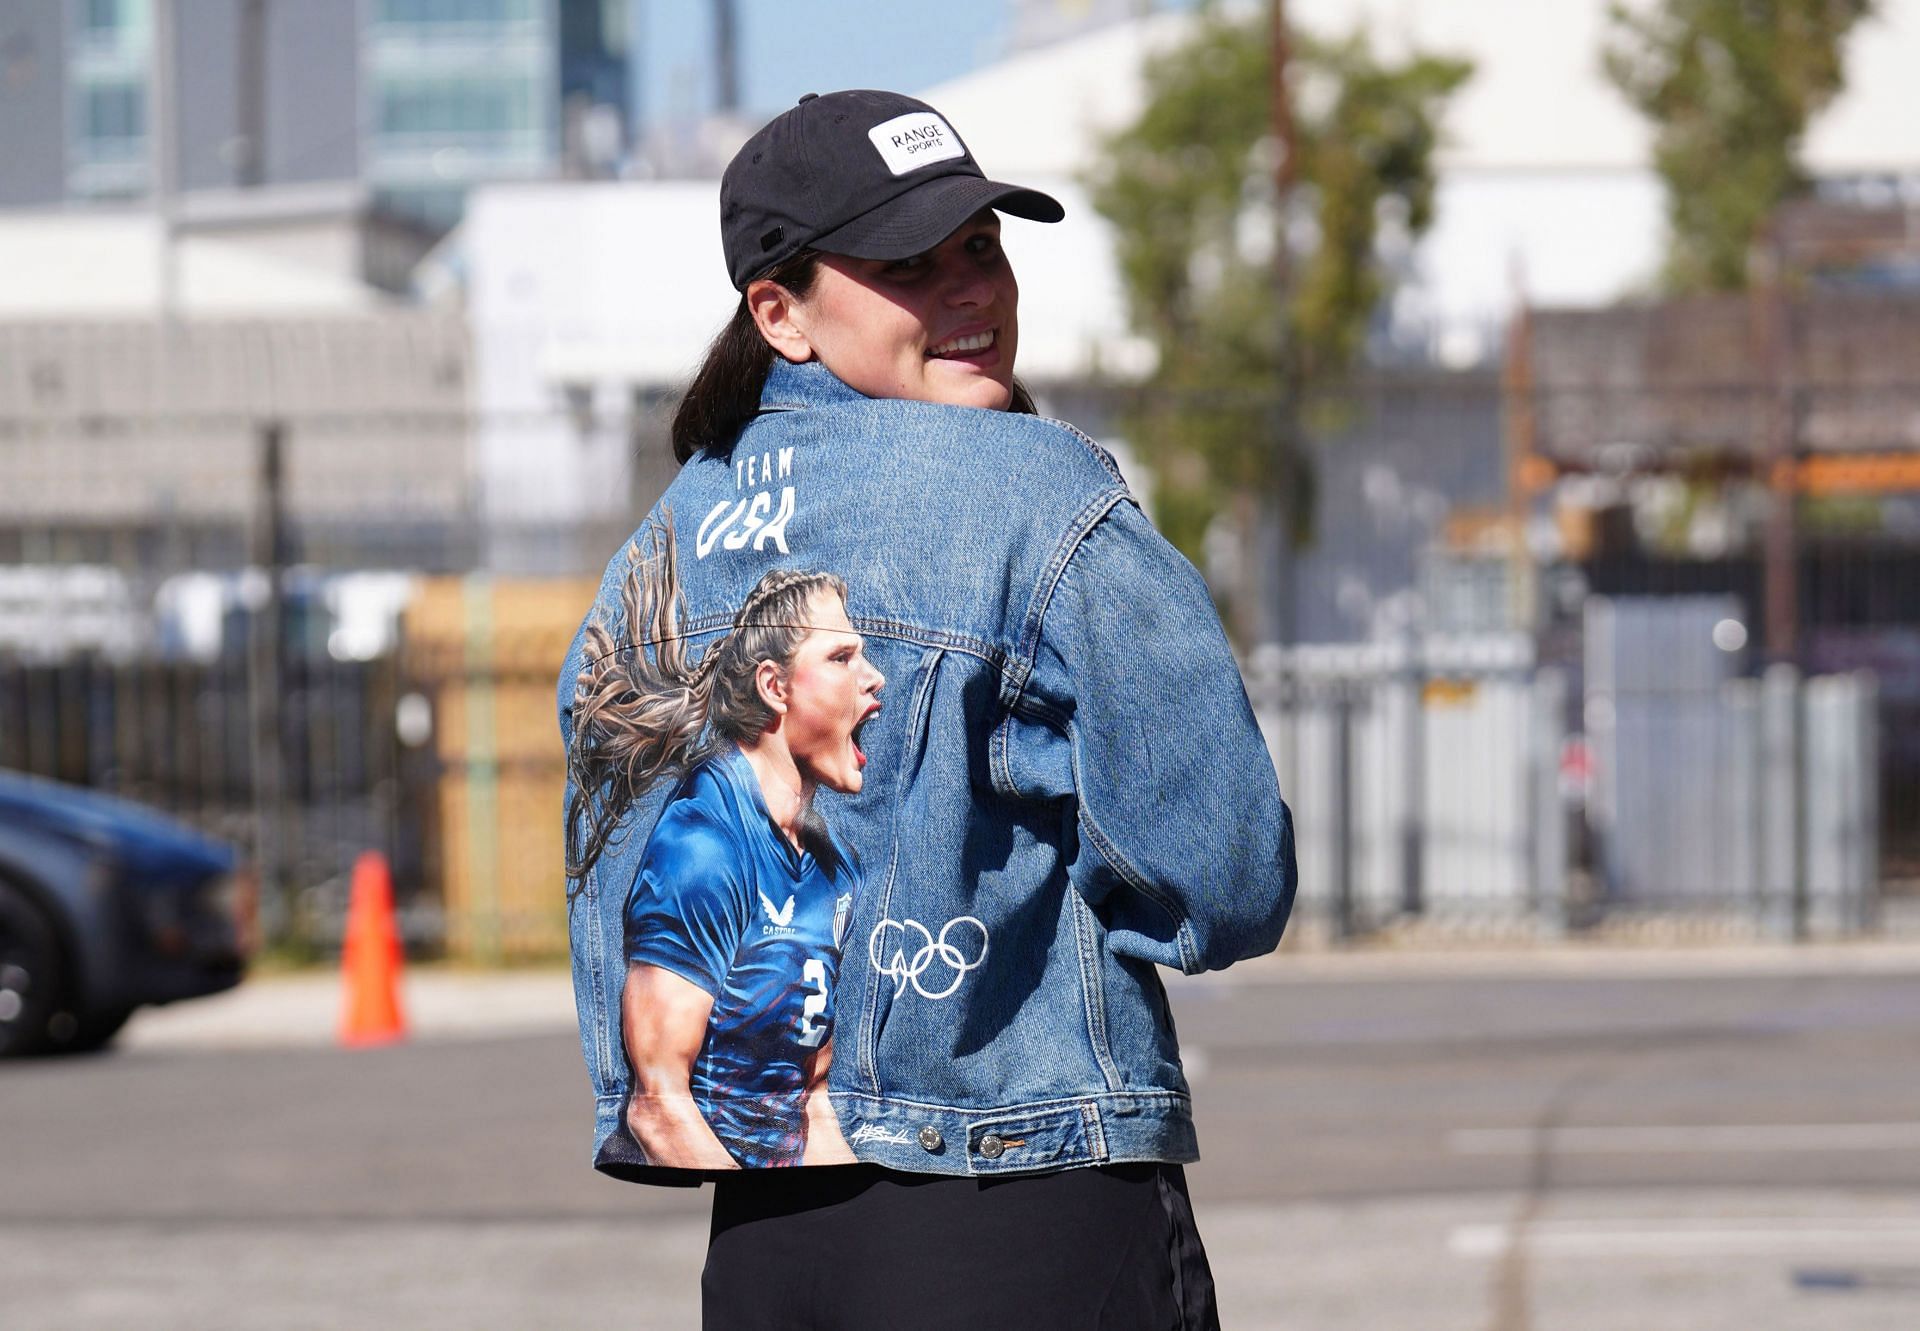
[747,279,814,365]
[755,659,791,717]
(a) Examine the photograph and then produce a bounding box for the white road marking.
[1452,1218,1920,1259]
[1448,1122,1920,1155]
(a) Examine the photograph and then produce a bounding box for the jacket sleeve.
[1022,498,1296,974]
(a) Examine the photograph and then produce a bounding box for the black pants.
[702,1162,1218,1331]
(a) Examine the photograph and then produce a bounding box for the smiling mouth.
[926,329,995,359]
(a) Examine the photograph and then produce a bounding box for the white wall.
[463,182,730,534]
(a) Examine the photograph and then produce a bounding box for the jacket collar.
[759,358,869,413]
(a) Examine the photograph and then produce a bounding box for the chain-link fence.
[1244,612,1880,944]
[3,307,1916,954]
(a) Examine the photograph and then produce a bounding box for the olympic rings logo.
[868,915,990,1001]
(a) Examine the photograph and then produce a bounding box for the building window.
[79,0,130,35]
[79,0,120,32]
[67,0,150,194]
[81,80,145,145]
[378,76,534,137]
[375,185,467,230]
[375,0,537,25]
[73,0,150,48]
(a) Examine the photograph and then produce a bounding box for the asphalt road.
[4,961,1918,1329]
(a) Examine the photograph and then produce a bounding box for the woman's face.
[782,210,1020,410]
[774,589,885,795]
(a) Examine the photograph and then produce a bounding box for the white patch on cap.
[866,112,965,176]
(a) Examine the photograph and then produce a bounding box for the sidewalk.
[1224,935,1920,981]
[121,968,578,1051]
[122,939,1920,1052]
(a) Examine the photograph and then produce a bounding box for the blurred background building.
[0,0,630,229]
[1,0,1916,959]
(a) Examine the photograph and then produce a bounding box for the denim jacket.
[559,359,1295,1182]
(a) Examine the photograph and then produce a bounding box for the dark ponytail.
[668,246,1040,463]
[670,252,821,463]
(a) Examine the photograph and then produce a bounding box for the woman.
[560,89,1295,1329]
[569,529,882,1169]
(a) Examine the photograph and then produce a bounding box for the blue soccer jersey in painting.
[624,746,859,1168]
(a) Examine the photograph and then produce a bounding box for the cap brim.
[810,174,1065,262]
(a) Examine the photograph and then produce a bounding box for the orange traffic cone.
[338,851,407,1047]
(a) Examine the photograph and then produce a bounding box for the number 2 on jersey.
[796,958,829,1048]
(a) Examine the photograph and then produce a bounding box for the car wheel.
[0,881,63,1058]
[49,1003,135,1054]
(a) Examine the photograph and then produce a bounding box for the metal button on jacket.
[917,1125,944,1153]
[977,1133,1005,1160]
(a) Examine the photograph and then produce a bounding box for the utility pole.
[150,0,179,320]
[1261,0,1298,648]
[1754,233,1800,667]
[236,0,267,187]
[712,0,739,114]
[249,422,292,942]
[1270,0,1297,290]
[1503,265,1540,637]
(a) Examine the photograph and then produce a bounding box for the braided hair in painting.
[565,513,848,884]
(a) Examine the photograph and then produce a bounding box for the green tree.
[1088,10,1470,579]
[1604,0,1874,291]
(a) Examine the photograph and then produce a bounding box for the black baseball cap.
[719,89,1065,290]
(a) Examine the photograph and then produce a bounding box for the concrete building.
[0,0,630,231]
[0,309,472,573]
[0,193,472,578]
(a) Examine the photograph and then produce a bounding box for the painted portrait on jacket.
[566,521,882,1170]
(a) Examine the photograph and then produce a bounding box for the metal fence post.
[1806,671,1884,938]
[1531,667,1568,936]
[1721,678,1764,913]
[1760,664,1804,941]
[1331,682,1356,943]
[1856,672,1882,934]
[1398,634,1425,918]
[248,419,292,943]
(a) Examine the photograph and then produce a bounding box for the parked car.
[0,770,252,1056]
